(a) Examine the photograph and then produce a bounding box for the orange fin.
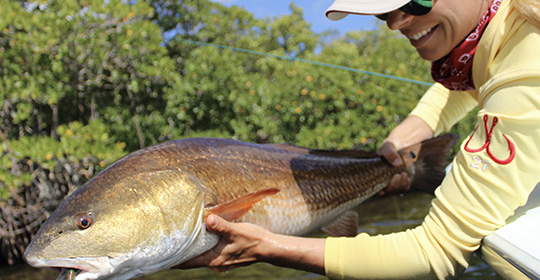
[205,188,280,221]
[321,211,359,237]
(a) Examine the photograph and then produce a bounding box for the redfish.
[24,135,457,280]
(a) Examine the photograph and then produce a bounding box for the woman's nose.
[386,10,415,30]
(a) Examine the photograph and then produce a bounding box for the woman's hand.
[177,214,326,275]
[377,140,411,195]
[377,115,434,195]
[176,214,268,272]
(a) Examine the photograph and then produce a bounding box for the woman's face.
[385,0,490,61]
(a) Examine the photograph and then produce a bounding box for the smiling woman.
[380,0,491,62]
[179,0,540,279]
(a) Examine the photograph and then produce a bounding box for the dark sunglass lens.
[375,0,432,21]
[375,13,389,21]
[401,0,433,16]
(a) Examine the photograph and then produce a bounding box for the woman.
[181,0,540,278]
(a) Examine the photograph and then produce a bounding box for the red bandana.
[431,0,502,91]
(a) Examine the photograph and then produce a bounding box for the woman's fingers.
[378,140,403,167]
[205,214,228,234]
[377,172,411,196]
[175,214,266,270]
[377,140,412,195]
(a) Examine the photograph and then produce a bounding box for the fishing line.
[173,38,434,87]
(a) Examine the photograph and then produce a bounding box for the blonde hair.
[513,0,540,27]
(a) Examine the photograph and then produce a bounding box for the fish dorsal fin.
[320,211,359,237]
[265,143,379,159]
[309,149,379,159]
[204,188,280,221]
[264,143,310,154]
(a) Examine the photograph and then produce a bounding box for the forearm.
[385,115,433,149]
[410,83,478,136]
[178,215,326,275]
[261,232,326,275]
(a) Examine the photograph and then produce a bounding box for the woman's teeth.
[409,27,432,40]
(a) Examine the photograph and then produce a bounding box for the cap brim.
[325,0,411,21]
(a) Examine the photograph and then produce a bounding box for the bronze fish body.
[24,135,458,280]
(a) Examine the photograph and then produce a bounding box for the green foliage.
[1,0,180,150]
[0,120,126,200]
[164,22,435,150]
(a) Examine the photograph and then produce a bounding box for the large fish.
[24,135,458,280]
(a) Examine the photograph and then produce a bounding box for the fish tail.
[400,134,459,194]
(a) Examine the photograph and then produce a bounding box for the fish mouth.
[25,256,113,280]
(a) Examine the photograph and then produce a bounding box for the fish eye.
[75,213,93,230]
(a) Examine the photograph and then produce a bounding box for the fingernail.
[393,159,401,166]
[207,214,218,228]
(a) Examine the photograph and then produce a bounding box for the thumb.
[205,214,230,234]
[378,141,403,167]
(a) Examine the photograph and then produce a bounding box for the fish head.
[24,165,208,280]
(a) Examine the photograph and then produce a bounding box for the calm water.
[2,192,498,279]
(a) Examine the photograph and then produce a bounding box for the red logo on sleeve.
[464,114,515,165]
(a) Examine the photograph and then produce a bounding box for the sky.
[210,0,379,34]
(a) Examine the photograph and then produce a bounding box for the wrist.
[259,233,326,275]
[388,116,433,148]
[256,231,284,263]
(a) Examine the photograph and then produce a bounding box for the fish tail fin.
[400,134,459,194]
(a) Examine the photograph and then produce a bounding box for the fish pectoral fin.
[204,188,280,221]
[320,211,359,237]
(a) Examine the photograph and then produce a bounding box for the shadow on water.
[3,192,498,279]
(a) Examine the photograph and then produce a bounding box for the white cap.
[325,0,411,21]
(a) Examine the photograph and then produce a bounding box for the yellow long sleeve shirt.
[324,0,540,278]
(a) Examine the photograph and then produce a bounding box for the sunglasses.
[375,0,434,21]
